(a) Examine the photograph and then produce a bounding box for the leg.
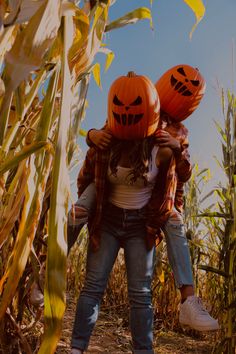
[163,211,194,297]
[67,182,96,253]
[164,211,219,331]
[123,210,155,353]
[71,226,120,351]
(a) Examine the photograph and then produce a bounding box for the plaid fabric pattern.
[77,146,177,251]
[158,118,192,213]
[86,119,192,214]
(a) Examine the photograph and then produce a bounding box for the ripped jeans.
[67,182,194,288]
[163,210,194,288]
[71,203,155,353]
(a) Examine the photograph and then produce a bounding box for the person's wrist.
[87,128,97,147]
[173,142,182,155]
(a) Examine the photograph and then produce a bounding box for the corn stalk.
[196,91,236,354]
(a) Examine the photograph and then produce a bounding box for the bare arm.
[155,129,192,182]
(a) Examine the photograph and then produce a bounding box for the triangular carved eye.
[190,80,200,86]
[177,67,186,76]
[130,96,142,106]
[113,95,124,106]
[171,75,178,86]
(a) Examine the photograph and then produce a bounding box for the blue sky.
[72,0,236,199]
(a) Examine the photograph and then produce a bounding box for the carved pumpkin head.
[155,64,206,122]
[107,71,160,140]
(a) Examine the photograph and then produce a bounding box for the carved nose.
[125,106,130,111]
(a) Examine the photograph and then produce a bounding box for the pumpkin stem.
[127,71,136,78]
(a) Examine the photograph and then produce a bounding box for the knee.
[128,283,152,307]
[81,274,107,299]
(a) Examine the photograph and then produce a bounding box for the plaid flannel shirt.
[160,118,192,213]
[77,146,177,251]
[86,119,192,215]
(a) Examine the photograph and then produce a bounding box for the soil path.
[56,292,215,354]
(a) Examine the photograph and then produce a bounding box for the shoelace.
[188,297,208,314]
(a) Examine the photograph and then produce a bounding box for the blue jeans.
[71,203,155,353]
[163,210,194,287]
[68,183,194,288]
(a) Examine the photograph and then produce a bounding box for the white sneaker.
[71,349,83,354]
[179,295,219,331]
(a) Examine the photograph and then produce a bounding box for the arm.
[77,148,96,198]
[86,121,113,150]
[155,126,192,183]
[146,147,176,246]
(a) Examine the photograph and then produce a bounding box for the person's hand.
[88,129,113,150]
[155,129,181,152]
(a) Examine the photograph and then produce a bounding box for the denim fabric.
[163,210,194,288]
[68,183,194,289]
[67,183,96,253]
[71,203,155,353]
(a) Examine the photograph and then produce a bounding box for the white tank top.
[107,145,159,209]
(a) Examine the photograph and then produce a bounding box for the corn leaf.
[79,128,87,137]
[99,46,115,72]
[0,161,28,248]
[0,151,53,320]
[4,0,61,93]
[92,62,101,88]
[105,7,152,32]
[39,15,73,354]
[183,0,205,39]
[0,141,50,175]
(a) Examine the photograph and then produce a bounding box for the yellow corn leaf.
[0,141,50,175]
[0,161,27,249]
[2,0,21,25]
[0,151,53,321]
[0,77,5,97]
[79,128,87,137]
[14,0,45,24]
[105,7,153,32]
[39,15,72,354]
[158,270,165,284]
[0,26,17,68]
[0,92,13,145]
[72,2,109,80]
[99,47,115,72]
[0,61,58,320]
[4,0,61,92]
[68,8,89,71]
[183,0,205,38]
[92,62,101,88]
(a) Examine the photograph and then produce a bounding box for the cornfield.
[0,1,235,354]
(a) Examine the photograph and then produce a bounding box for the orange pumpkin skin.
[155,64,206,122]
[107,72,160,140]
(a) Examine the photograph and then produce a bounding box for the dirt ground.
[55,292,216,354]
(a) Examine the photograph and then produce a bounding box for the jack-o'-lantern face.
[155,64,206,122]
[112,94,143,126]
[108,72,160,140]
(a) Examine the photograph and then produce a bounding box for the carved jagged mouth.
[112,112,143,125]
[170,75,192,96]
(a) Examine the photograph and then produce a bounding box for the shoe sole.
[180,323,219,331]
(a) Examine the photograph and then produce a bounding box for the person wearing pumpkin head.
[68,65,219,337]
[70,71,176,354]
